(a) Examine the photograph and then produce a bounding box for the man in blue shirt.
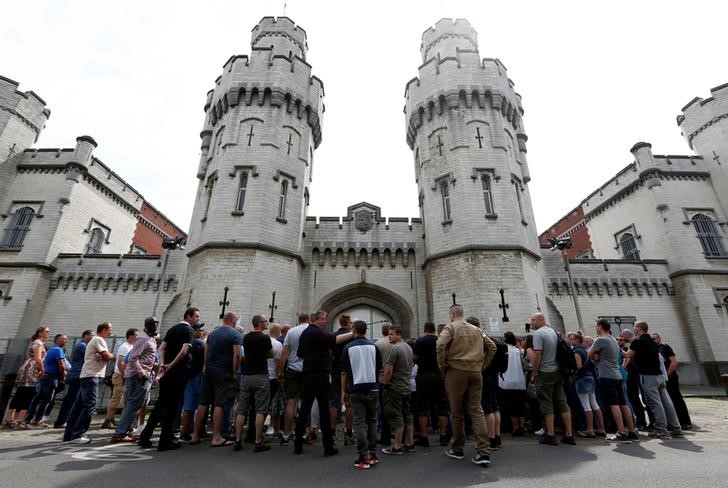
[341,320,382,469]
[54,330,93,428]
[27,334,67,426]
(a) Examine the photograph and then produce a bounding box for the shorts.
[414,372,449,417]
[183,374,203,411]
[238,374,270,416]
[383,388,413,429]
[108,372,125,409]
[535,370,570,416]
[598,377,627,406]
[285,368,304,400]
[199,372,237,407]
[329,371,343,411]
[481,373,500,414]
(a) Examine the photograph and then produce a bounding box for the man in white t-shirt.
[278,313,309,445]
[102,328,139,429]
[63,322,115,443]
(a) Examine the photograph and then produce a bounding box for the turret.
[631,141,668,212]
[403,19,546,328]
[678,82,728,215]
[175,17,323,329]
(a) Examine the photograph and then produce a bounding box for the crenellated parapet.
[251,16,308,59]
[0,75,50,142]
[677,82,728,150]
[420,18,478,62]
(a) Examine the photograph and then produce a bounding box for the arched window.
[692,213,726,256]
[440,181,451,221]
[85,227,105,254]
[481,175,494,215]
[236,172,248,212]
[620,233,640,261]
[1,206,35,248]
[277,180,288,219]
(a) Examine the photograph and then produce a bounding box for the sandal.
[3,420,16,428]
[14,422,29,430]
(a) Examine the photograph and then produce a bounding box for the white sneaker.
[133,423,146,435]
[534,428,545,437]
[70,436,91,444]
[265,426,275,436]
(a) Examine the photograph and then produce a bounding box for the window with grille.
[277,180,288,219]
[85,227,106,254]
[236,172,248,212]
[620,233,640,261]
[1,206,34,248]
[481,175,494,215]
[692,213,726,256]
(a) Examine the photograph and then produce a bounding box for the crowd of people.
[2,305,692,470]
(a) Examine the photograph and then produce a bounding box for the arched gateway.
[317,283,415,338]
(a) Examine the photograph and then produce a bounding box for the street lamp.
[152,236,186,317]
[548,237,584,331]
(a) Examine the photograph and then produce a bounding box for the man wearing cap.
[139,307,199,451]
[112,317,159,442]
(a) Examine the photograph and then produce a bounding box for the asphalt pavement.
[1,397,726,488]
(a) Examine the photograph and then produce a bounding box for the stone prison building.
[0,17,726,388]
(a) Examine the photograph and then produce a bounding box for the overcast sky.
[2,1,725,234]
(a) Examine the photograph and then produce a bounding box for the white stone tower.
[177,16,324,326]
[404,19,546,330]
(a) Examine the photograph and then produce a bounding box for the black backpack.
[486,341,509,377]
[555,335,578,376]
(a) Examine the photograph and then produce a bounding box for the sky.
[1,0,725,234]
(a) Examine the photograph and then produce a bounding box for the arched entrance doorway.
[317,283,415,338]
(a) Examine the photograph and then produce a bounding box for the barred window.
[620,233,640,261]
[1,206,34,248]
[481,175,494,215]
[277,180,288,219]
[85,227,105,254]
[692,213,726,256]
[236,172,248,212]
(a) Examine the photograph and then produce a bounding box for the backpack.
[493,342,509,376]
[555,335,578,376]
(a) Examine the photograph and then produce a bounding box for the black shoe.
[157,442,181,451]
[627,431,640,441]
[489,438,500,450]
[495,435,503,447]
[323,448,339,457]
[539,435,558,446]
[681,424,693,431]
[180,433,192,442]
[560,436,576,445]
[254,443,271,453]
[137,439,154,449]
[414,436,430,447]
[472,451,491,466]
[293,444,303,455]
[233,441,242,451]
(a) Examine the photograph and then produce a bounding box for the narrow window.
[277,180,288,219]
[620,233,640,261]
[481,175,494,215]
[1,206,35,248]
[692,213,726,256]
[441,182,451,221]
[85,227,105,254]
[203,177,215,219]
[236,172,248,212]
[514,181,525,222]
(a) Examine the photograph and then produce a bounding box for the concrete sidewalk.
[681,385,727,397]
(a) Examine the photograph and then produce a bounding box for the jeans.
[640,374,681,434]
[115,375,148,436]
[349,390,378,457]
[55,377,80,426]
[295,372,334,451]
[63,377,99,441]
[444,368,488,453]
[27,374,59,422]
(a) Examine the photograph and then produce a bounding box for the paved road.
[1,397,726,488]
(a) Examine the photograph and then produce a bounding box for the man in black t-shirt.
[413,322,449,447]
[625,321,682,439]
[139,307,198,451]
[652,332,692,429]
[234,314,273,452]
[293,309,353,456]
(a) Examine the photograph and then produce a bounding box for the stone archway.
[316,283,415,337]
